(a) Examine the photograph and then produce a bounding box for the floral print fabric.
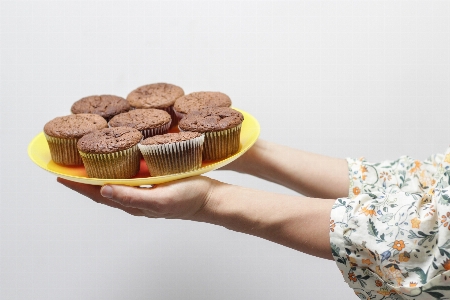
[330,147,450,299]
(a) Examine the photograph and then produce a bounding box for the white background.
[1,1,450,299]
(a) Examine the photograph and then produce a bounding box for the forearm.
[230,139,349,199]
[193,181,334,260]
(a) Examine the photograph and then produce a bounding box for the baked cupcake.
[126,83,184,123]
[173,91,232,121]
[139,132,204,176]
[108,109,172,139]
[71,95,130,121]
[43,114,108,165]
[178,107,243,161]
[77,127,142,179]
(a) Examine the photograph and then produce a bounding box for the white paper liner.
[141,120,171,139]
[181,124,242,161]
[138,135,204,176]
[108,120,171,139]
[78,144,141,179]
[44,134,83,165]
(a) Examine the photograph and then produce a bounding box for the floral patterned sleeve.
[347,154,444,199]
[330,148,450,299]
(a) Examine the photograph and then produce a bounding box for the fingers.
[57,178,145,216]
[57,177,103,201]
[100,184,165,213]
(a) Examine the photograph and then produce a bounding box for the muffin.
[77,127,143,179]
[126,83,184,123]
[43,114,108,165]
[108,109,172,139]
[139,132,204,176]
[178,107,244,161]
[173,91,232,121]
[71,95,130,121]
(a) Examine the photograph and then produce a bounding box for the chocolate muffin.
[139,132,204,176]
[71,95,130,121]
[108,108,172,139]
[43,114,108,165]
[126,83,184,123]
[173,91,232,121]
[77,127,143,179]
[178,107,243,161]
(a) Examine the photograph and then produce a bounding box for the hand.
[58,175,334,259]
[57,176,218,220]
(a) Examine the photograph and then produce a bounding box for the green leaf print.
[405,267,427,284]
[440,193,450,205]
[367,219,379,238]
[377,213,393,223]
[368,193,378,199]
[426,291,444,298]
[408,230,421,239]
[440,239,450,249]
[423,285,450,293]
[330,243,340,258]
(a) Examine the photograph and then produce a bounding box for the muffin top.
[174,92,232,114]
[109,109,171,130]
[77,127,143,154]
[126,83,184,109]
[179,107,244,133]
[71,95,130,120]
[44,114,108,139]
[140,132,202,146]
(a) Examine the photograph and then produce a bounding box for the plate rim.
[28,108,260,186]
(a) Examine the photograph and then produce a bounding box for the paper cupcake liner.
[158,106,178,127]
[78,144,141,179]
[173,108,187,122]
[141,120,172,139]
[201,124,242,161]
[44,134,83,165]
[138,135,204,176]
[108,120,171,139]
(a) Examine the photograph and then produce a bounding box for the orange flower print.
[419,170,435,189]
[353,186,361,196]
[376,266,384,278]
[424,205,436,218]
[441,212,450,230]
[409,282,418,287]
[375,280,383,287]
[410,160,422,174]
[379,171,392,181]
[362,259,373,265]
[385,265,403,286]
[377,288,397,296]
[361,206,377,217]
[442,258,450,270]
[330,220,336,232]
[445,153,450,164]
[393,240,405,251]
[348,272,357,282]
[411,217,421,229]
[399,251,410,262]
[347,255,358,267]
[360,165,368,180]
[421,193,432,204]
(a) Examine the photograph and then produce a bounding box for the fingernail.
[100,185,113,198]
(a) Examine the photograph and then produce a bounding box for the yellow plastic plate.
[28,108,260,186]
